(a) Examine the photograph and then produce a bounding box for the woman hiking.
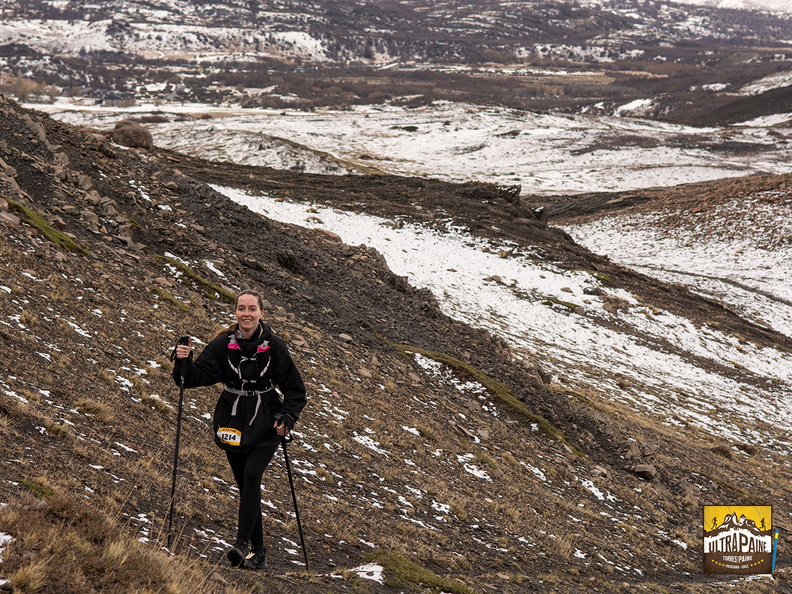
[173,289,307,569]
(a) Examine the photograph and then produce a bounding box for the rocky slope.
[0,93,790,593]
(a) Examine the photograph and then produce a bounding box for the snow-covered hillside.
[211,184,792,457]
[561,196,792,336]
[0,19,336,62]
[3,0,792,68]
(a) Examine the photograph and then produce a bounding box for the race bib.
[217,427,242,446]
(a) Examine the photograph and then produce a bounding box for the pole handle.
[170,335,193,363]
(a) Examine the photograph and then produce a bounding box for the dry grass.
[41,417,72,439]
[141,392,171,412]
[0,487,263,594]
[102,539,131,567]
[472,451,498,469]
[19,309,40,328]
[74,398,113,423]
[10,560,48,593]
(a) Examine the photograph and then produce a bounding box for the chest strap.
[224,383,274,425]
[223,383,274,396]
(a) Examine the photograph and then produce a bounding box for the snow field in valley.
[44,100,792,197]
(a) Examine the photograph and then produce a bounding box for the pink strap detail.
[257,345,271,353]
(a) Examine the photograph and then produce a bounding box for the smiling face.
[234,293,263,338]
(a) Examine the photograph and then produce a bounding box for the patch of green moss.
[543,297,581,312]
[20,479,56,500]
[149,286,189,311]
[363,550,475,594]
[378,335,583,456]
[562,389,613,417]
[586,270,612,284]
[154,255,235,304]
[3,195,89,255]
[123,215,142,230]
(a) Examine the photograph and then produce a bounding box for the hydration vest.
[226,331,273,389]
[213,328,278,450]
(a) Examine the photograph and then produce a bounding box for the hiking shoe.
[226,545,250,568]
[244,548,267,570]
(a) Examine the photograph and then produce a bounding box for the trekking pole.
[281,433,309,571]
[772,527,779,572]
[167,335,192,550]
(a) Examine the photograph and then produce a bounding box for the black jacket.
[172,322,306,450]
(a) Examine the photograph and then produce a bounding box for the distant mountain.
[670,0,792,11]
[2,0,792,124]
[3,0,792,63]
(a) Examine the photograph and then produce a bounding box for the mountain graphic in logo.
[703,507,773,575]
[707,512,766,534]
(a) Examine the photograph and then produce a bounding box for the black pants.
[225,441,279,551]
